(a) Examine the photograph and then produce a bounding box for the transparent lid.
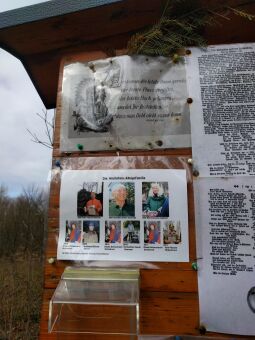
[62,266,140,281]
[49,267,140,334]
[50,267,140,305]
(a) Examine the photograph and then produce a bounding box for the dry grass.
[0,255,44,340]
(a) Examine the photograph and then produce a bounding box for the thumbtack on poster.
[60,55,191,151]
[57,169,189,262]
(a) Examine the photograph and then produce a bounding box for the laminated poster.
[57,169,189,262]
[60,55,191,151]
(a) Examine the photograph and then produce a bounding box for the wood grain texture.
[39,44,254,338]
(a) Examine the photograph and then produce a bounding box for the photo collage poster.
[57,169,189,262]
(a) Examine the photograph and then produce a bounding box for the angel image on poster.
[69,59,122,134]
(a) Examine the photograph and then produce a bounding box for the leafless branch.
[27,108,55,149]
[26,128,53,149]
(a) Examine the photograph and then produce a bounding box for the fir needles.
[127,0,255,56]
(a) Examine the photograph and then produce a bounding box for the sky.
[0,1,53,196]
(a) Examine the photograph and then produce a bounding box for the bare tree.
[0,185,46,339]
[0,184,47,257]
[27,108,55,149]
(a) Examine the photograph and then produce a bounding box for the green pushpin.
[77,144,83,151]
[192,262,198,271]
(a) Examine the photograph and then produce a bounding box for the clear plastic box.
[48,267,140,336]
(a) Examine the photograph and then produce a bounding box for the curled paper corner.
[49,169,61,182]
[55,234,59,244]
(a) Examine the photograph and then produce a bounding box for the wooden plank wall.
[39,5,255,336]
[39,51,251,340]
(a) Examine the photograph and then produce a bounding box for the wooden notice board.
[39,4,255,339]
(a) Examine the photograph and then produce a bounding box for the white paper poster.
[60,55,191,151]
[186,43,255,177]
[194,177,255,335]
[57,169,189,262]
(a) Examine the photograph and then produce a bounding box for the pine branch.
[127,0,255,57]
[228,6,255,21]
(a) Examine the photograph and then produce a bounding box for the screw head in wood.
[48,257,55,264]
[193,169,199,177]
[199,325,206,335]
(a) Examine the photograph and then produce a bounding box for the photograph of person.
[77,182,103,217]
[163,221,181,245]
[142,182,169,218]
[105,221,121,244]
[65,220,82,243]
[144,221,161,244]
[83,221,100,244]
[108,182,135,217]
[122,221,140,244]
